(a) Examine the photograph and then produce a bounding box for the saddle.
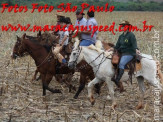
[112,52,142,84]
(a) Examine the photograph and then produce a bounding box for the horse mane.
[25,35,41,45]
[73,37,80,49]
[25,35,52,52]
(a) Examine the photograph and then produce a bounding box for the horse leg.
[88,78,100,105]
[136,76,145,109]
[94,81,104,95]
[74,74,86,99]
[42,74,62,96]
[55,75,63,83]
[41,74,46,96]
[106,77,117,109]
[62,74,76,92]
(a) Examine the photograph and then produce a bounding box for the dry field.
[0,10,163,121]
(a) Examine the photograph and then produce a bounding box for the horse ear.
[16,35,21,42]
[37,31,41,37]
[22,33,26,39]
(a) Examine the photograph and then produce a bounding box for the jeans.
[119,55,133,69]
[79,40,95,46]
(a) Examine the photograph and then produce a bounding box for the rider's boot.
[112,68,124,92]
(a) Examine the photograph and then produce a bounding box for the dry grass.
[0,9,163,121]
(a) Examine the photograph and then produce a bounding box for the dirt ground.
[0,10,163,121]
[0,56,163,122]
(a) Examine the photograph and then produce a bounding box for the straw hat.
[119,20,131,25]
[56,12,65,17]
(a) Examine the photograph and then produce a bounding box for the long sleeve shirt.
[114,31,138,56]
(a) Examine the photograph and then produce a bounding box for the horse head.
[68,38,83,69]
[12,33,28,59]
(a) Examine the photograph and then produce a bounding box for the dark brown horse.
[26,32,75,90]
[12,33,75,95]
[25,32,102,98]
[13,33,113,98]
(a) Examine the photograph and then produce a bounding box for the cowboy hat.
[56,12,65,17]
[76,9,85,15]
[119,20,131,25]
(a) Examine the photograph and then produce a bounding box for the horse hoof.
[36,78,39,81]
[107,95,112,100]
[53,89,62,93]
[161,92,163,104]
[112,104,117,109]
[120,89,126,93]
[72,86,76,91]
[91,100,95,105]
[90,98,95,105]
[161,98,163,104]
[95,90,100,95]
[73,96,78,99]
[119,82,125,93]
[136,104,143,110]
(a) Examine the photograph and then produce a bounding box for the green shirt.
[114,31,138,56]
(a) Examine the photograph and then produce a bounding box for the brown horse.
[26,32,75,91]
[25,32,103,98]
[13,33,112,98]
[12,33,75,95]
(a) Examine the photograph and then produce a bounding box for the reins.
[73,47,112,74]
[36,50,52,68]
[18,39,53,68]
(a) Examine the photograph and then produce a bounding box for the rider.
[74,9,87,40]
[52,17,69,64]
[111,20,140,90]
[78,10,98,46]
[53,12,65,34]
[65,17,73,42]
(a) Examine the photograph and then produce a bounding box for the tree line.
[0,0,163,11]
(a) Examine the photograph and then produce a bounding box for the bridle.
[69,46,82,67]
[36,50,52,68]
[14,38,53,68]
[69,46,112,74]
[13,40,26,58]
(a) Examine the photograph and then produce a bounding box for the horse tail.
[153,56,163,86]
[157,62,163,86]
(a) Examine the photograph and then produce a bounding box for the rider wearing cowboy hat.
[78,10,98,46]
[110,20,140,91]
[53,12,65,34]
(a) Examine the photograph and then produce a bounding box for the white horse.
[68,39,163,109]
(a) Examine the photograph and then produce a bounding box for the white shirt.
[75,17,87,27]
[82,17,98,42]
[75,17,87,39]
[58,27,69,45]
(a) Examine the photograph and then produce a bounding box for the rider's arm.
[60,29,69,46]
[131,34,137,49]
[114,36,121,50]
[80,20,93,35]
[131,34,140,54]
